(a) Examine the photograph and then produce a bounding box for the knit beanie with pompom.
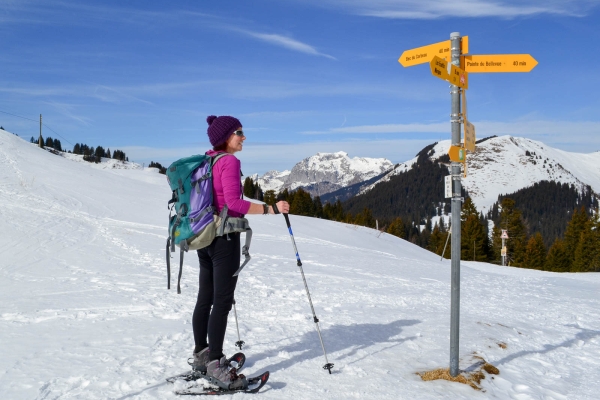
[206,115,242,147]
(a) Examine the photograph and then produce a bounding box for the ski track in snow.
[1,131,600,399]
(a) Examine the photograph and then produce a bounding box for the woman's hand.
[272,200,290,214]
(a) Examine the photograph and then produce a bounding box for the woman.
[191,115,289,388]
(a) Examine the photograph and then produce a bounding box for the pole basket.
[235,340,245,350]
[323,363,334,374]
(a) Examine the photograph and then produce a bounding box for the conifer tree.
[243,177,255,199]
[313,196,324,218]
[263,190,276,206]
[572,215,600,272]
[564,207,588,265]
[276,188,289,203]
[428,223,446,256]
[353,207,375,227]
[545,238,570,272]
[106,148,111,159]
[290,188,315,216]
[461,197,489,261]
[386,217,406,238]
[30,136,35,143]
[253,182,263,201]
[523,232,547,270]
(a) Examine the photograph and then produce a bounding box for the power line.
[42,123,75,147]
[0,109,38,123]
[0,108,75,147]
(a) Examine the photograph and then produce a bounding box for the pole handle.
[283,213,291,228]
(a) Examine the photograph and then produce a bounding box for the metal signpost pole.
[449,32,462,378]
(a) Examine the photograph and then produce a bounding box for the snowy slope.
[365,136,600,212]
[1,130,600,399]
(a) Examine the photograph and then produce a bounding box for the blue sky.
[1,0,599,175]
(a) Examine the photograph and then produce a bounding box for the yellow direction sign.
[430,56,449,80]
[449,64,468,89]
[448,145,466,163]
[462,54,538,73]
[399,36,469,67]
[430,57,469,89]
[464,121,476,151]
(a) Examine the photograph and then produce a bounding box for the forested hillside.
[343,143,467,222]
[488,181,598,247]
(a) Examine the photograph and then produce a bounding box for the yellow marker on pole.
[449,64,468,89]
[399,36,469,67]
[462,54,538,73]
[448,145,466,163]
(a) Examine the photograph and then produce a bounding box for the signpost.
[462,54,538,73]
[399,37,469,67]
[398,33,537,378]
[501,230,509,266]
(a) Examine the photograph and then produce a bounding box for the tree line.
[244,174,599,273]
[30,135,129,164]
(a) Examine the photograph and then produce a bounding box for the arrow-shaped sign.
[462,54,538,73]
[399,37,469,67]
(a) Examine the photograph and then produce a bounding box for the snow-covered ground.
[1,130,600,399]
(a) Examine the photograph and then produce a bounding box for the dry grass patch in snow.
[417,361,499,390]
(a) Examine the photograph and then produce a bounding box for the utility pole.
[449,32,463,378]
[38,114,43,148]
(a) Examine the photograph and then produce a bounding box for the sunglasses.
[233,129,245,137]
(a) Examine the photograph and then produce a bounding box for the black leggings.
[192,233,240,361]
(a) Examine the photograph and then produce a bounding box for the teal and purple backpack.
[166,153,252,293]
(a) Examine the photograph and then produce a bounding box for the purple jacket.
[206,150,251,218]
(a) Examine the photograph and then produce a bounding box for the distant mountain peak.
[362,135,600,211]
[255,151,393,197]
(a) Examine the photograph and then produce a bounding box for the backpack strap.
[217,205,229,237]
[233,227,252,277]
[166,237,171,289]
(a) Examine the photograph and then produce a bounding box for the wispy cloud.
[298,0,597,19]
[0,1,219,27]
[230,28,336,60]
[302,122,447,134]
[44,101,93,125]
[92,85,154,106]
[301,120,600,138]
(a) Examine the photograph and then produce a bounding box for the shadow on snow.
[245,319,421,374]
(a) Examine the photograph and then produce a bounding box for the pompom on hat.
[206,115,242,147]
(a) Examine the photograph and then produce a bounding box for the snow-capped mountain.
[362,135,600,212]
[255,151,393,197]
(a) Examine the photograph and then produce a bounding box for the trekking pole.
[232,299,245,350]
[282,213,334,374]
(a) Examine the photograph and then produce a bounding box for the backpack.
[165,152,252,293]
